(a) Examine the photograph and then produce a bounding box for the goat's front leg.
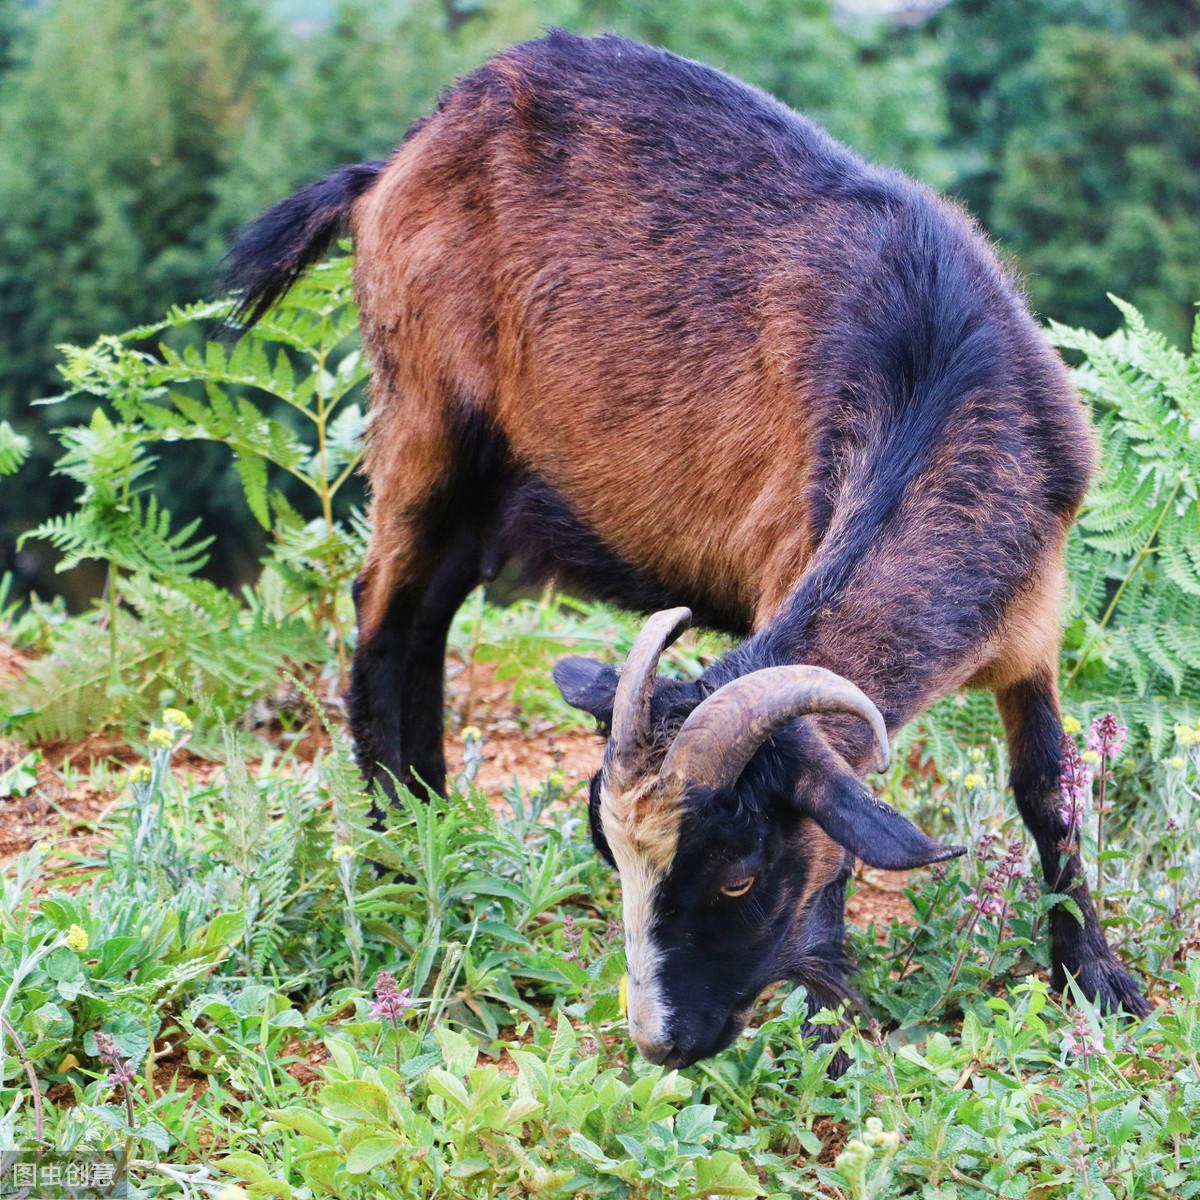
[996,673,1149,1015]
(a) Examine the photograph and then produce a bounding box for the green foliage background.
[2,0,1198,600]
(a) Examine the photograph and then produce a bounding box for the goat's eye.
[719,876,756,898]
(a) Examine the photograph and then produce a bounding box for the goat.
[226,30,1148,1068]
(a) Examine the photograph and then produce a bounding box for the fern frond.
[0,421,31,476]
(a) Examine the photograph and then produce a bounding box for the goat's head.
[554,608,963,1067]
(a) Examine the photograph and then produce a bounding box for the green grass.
[3,601,1200,1199]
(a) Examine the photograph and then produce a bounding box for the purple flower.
[966,887,1003,919]
[1063,1009,1105,1060]
[108,1060,137,1087]
[95,1031,137,1090]
[1058,733,1092,833]
[1087,713,1128,766]
[369,970,412,1023]
[562,914,583,961]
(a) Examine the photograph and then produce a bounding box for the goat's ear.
[799,770,965,871]
[553,657,619,725]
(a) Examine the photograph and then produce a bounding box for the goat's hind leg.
[348,394,505,803]
[996,670,1149,1015]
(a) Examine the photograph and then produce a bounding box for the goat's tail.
[223,160,387,328]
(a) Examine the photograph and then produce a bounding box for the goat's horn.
[659,665,889,790]
[608,607,692,785]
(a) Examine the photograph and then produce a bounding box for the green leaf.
[267,1107,337,1147]
[321,1080,391,1124]
[0,420,31,476]
[693,1151,764,1196]
[345,1133,406,1174]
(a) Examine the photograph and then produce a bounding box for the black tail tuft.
[222,160,386,328]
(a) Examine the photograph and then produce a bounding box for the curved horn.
[659,665,889,791]
[609,607,693,783]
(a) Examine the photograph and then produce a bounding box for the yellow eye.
[720,876,756,898]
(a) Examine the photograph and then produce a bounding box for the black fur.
[348,411,511,799]
[223,160,386,327]
[504,479,750,635]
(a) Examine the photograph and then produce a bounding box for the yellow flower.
[162,707,192,733]
[1169,755,1186,770]
[548,769,565,789]
[461,725,483,742]
[65,924,89,952]
[1176,723,1198,746]
[967,747,985,764]
[963,772,986,791]
[331,844,355,862]
[128,764,152,785]
[1062,716,1082,736]
[147,727,174,749]
[218,1188,249,1200]
[618,974,627,1015]
[1081,749,1101,766]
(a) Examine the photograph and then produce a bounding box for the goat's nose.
[634,1037,676,1066]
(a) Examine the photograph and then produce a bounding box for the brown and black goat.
[226,30,1148,1068]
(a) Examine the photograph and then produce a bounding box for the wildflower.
[107,1060,137,1086]
[1058,733,1091,833]
[128,764,152,786]
[461,725,483,742]
[331,844,355,862]
[162,707,192,732]
[94,1031,137,1089]
[1087,713,1127,765]
[1167,816,1182,834]
[1169,756,1186,771]
[967,747,986,764]
[65,925,89,953]
[998,839,1025,882]
[1062,1008,1104,1061]
[944,766,962,784]
[547,768,566,789]
[1081,749,1100,767]
[966,887,1003,919]
[1176,723,1198,747]
[963,772,986,791]
[369,970,412,1023]
[1062,716,1082,736]
[218,1189,250,1200]
[618,974,627,1014]
[147,727,174,749]
[975,831,997,862]
[562,914,583,961]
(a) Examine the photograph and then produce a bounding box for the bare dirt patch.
[846,867,915,935]
[444,659,603,799]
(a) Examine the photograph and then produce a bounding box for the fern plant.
[0,421,31,477]
[916,299,1200,759]
[1051,298,1200,747]
[50,255,368,670]
[3,257,367,742]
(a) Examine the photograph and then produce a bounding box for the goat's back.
[352,30,1092,628]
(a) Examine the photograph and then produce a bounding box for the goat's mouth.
[659,1007,751,1069]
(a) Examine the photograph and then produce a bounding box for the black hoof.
[1055,954,1151,1018]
